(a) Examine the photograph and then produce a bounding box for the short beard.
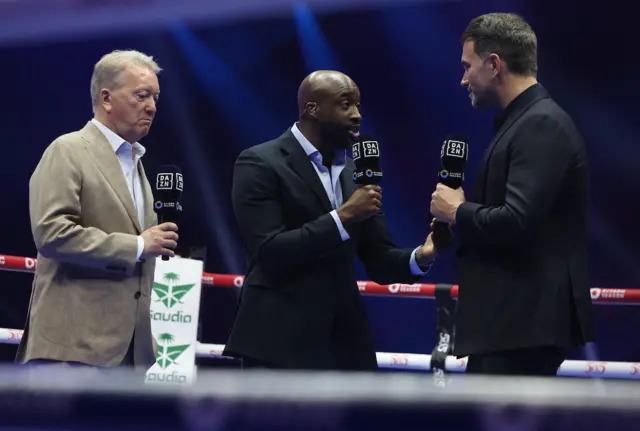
[319,122,351,150]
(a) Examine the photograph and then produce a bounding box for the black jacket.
[454,84,596,356]
[224,128,421,369]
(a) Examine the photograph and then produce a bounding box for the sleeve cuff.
[410,246,432,275]
[330,209,350,241]
[136,236,144,262]
[455,201,483,237]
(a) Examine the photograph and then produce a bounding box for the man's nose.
[147,99,157,114]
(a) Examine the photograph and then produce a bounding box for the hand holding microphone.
[430,135,468,252]
[337,185,382,224]
[338,136,383,224]
[430,135,468,224]
[140,223,179,260]
[431,183,466,223]
[151,165,183,260]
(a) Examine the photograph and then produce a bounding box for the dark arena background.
[0,1,637,430]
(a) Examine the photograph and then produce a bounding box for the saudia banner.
[144,256,202,385]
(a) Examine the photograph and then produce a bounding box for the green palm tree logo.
[152,272,195,308]
[155,332,190,369]
[158,333,175,345]
[163,272,179,284]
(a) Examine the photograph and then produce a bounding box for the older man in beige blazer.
[16,50,179,373]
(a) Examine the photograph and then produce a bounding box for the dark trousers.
[465,346,567,376]
[241,357,282,370]
[240,303,378,371]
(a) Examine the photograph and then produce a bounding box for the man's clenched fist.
[140,222,179,259]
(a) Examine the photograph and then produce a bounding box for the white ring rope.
[0,328,637,379]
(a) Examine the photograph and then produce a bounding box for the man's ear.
[100,88,113,113]
[306,101,318,118]
[487,53,502,76]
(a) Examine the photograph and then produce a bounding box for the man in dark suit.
[430,13,595,376]
[224,70,439,370]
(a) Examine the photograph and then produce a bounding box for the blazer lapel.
[138,162,157,230]
[340,160,357,203]
[475,91,549,200]
[81,122,143,233]
[283,131,333,212]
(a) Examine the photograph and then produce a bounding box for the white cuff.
[410,247,432,275]
[330,210,350,241]
[136,236,144,262]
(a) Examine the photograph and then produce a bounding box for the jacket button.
[134,292,141,299]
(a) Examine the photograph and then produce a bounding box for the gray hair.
[90,50,162,114]
[461,13,538,77]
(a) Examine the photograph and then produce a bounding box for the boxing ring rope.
[2,254,639,379]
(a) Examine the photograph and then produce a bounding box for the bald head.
[295,70,362,151]
[297,70,358,118]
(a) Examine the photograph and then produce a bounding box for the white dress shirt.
[291,123,430,276]
[91,119,146,261]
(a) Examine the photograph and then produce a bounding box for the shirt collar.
[494,82,545,131]
[91,118,146,159]
[290,122,346,167]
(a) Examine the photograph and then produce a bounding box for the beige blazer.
[16,121,158,368]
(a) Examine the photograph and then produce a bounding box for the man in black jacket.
[430,13,595,375]
[224,70,439,370]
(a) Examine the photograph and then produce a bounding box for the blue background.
[0,0,637,365]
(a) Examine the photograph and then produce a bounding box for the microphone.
[433,135,468,248]
[351,135,383,185]
[438,134,468,189]
[153,165,183,261]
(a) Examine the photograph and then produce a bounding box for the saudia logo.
[146,332,190,384]
[151,272,195,323]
